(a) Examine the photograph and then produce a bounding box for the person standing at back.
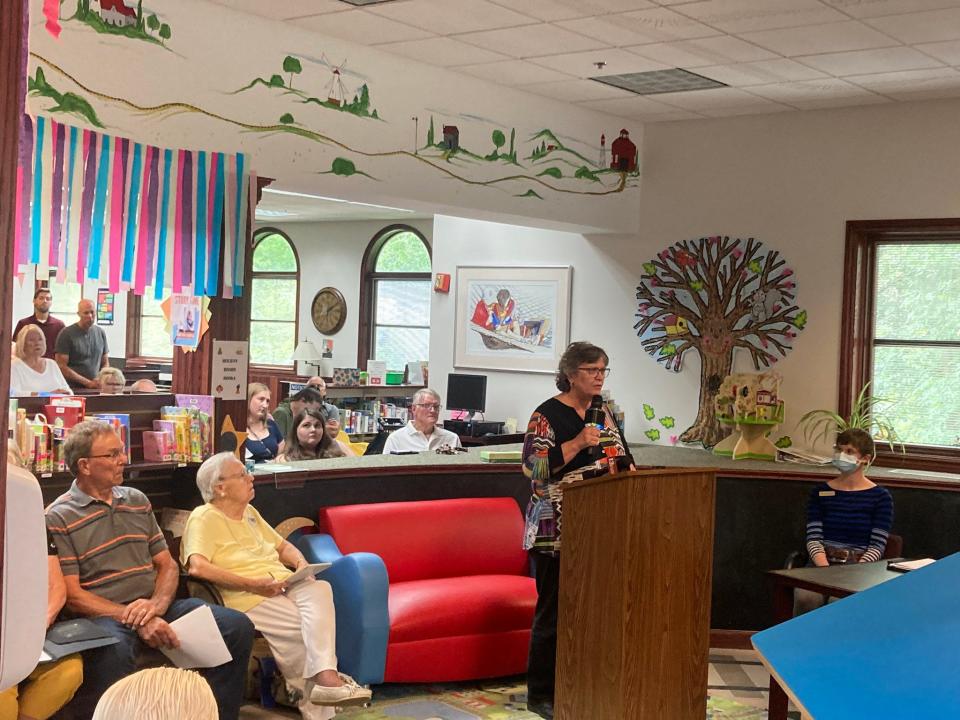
[14,287,65,360]
[55,299,110,390]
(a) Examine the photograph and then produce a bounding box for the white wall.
[257,218,433,374]
[431,98,960,449]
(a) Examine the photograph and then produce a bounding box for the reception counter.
[41,441,960,636]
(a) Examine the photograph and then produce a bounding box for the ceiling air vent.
[591,68,727,96]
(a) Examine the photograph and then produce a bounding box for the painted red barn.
[93,0,137,27]
[610,128,637,173]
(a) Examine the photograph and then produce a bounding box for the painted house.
[441,125,459,151]
[95,0,137,27]
[610,128,637,173]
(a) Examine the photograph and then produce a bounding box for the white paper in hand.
[159,605,232,669]
[284,563,331,587]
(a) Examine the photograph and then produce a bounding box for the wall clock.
[311,287,347,335]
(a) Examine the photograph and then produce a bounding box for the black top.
[535,397,631,479]
[245,418,284,463]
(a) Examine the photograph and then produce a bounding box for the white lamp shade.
[290,340,322,363]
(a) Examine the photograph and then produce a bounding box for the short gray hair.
[64,419,117,476]
[15,324,45,360]
[411,388,441,407]
[98,367,126,386]
[196,452,242,503]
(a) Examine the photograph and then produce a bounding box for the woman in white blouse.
[10,325,72,396]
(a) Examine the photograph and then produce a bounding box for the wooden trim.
[125,291,141,358]
[357,224,432,368]
[0,0,28,631]
[841,218,960,474]
[709,629,755,650]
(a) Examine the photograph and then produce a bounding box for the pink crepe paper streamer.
[42,0,61,38]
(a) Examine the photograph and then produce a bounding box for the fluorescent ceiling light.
[262,188,414,213]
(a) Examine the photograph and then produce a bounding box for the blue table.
[754,553,960,719]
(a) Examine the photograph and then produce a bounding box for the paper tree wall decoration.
[634,235,807,448]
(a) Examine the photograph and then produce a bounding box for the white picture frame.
[454,265,572,374]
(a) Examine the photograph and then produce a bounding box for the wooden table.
[763,561,902,720]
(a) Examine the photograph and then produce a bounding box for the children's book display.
[15,395,214,474]
[713,371,784,461]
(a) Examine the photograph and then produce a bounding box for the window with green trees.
[251,230,299,366]
[138,293,172,359]
[364,228,431,372]
[44,272,83,320]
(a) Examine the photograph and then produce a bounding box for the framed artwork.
[454,266,572,374]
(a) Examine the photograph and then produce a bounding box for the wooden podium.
[555,467,716,720]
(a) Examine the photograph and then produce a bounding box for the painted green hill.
[29,67,103,127]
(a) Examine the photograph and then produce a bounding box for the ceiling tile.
[799,46,944,75]
[529,48,667,77]
[626,36,777,67]
[377,36,510,66]
[739,20,898,56]
[555,15,686,46]
[486,0,656,22]
[700,102,794,117]
[297,10,434,44]
[520,78,637,102]
[206,0,348,21]
[456,60,576,86]
[455,23,608,58]
[696,58,828,85]
[582,94,687,116]
[366,0,535,35]
[614,7,723,42]
[846,66,960,94]
[820,0,960,20]
[865,7,960,43]
[915,38,960,63]
[747,77,886,105]
[673,0,847,33]
[652,86,775,109]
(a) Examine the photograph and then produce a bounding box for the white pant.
[246,579,338,720]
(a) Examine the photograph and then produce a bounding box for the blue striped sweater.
[805,483,894,563]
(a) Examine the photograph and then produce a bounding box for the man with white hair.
[382,388,462,454]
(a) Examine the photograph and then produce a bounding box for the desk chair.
[785,533,903,570]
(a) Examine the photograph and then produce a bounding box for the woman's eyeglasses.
[577,367,611,378]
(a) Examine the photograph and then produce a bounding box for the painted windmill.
[326,59,349,107]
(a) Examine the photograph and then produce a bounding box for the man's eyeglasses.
[414,403,442,412]
[577,366,611,378]
[87,448,126,460]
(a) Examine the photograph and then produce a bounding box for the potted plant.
[797,382,905,452]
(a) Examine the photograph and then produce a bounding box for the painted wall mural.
[633,236,807,448]
[27,0,640,232]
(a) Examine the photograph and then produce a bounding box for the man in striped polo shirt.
[46,420,254,719]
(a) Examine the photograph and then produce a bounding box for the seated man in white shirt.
[383,388,463,454]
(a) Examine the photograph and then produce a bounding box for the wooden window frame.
[841,218,960,472]
[249,227,300,375]
[357,224,431,368]
[125,292,173,365]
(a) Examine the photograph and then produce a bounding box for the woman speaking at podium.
[520,341,632,720]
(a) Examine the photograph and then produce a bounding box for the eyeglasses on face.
[87,448,126,460]
[414,403,442,411]
[220,470,252,482]
[577,366,611,378]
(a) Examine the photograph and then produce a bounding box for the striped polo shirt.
[46,482,167,604]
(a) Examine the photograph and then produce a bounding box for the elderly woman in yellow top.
[181,453,370,718]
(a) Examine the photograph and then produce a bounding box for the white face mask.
[831,451,861,474]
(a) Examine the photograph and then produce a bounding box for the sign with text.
[211,341,248,400]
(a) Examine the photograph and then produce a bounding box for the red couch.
[317,497,537,683]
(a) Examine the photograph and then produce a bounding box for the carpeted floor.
[239,649,774,718]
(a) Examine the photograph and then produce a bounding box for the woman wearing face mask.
[794,428,894,614]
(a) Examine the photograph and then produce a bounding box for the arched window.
[359,226,431,371]
[250,229,299,367]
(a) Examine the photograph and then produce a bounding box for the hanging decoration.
[633,235,807,448]
[13,113,254,299]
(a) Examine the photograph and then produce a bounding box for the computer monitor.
[446,373,487,421]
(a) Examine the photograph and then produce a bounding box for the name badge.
[819,490,835,497]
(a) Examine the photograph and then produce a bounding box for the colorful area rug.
[332,679,766,719]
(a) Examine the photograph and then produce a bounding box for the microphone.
[585,395,604,459]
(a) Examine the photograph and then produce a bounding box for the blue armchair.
[293,532,390,686]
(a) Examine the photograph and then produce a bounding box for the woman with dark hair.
[276,408,346,462]
[521,341,632,720]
